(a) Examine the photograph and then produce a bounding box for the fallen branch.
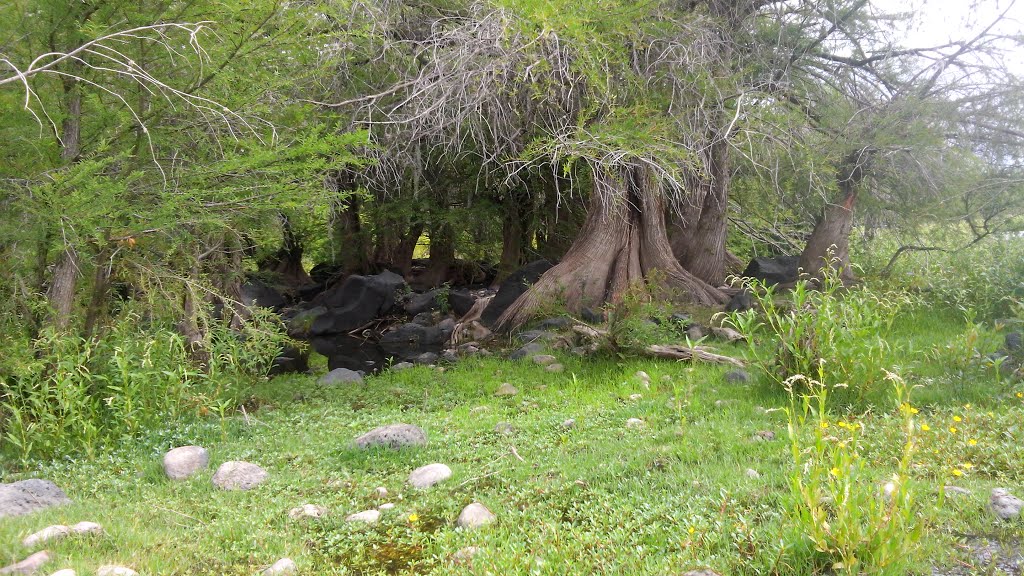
[645,344,745,367]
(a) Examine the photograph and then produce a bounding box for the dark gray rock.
[285,306,327,338]
[405,289,443,316]
[240,278,287,310]
[536,317,571,330]
[480,260,554,328]
[725,290,754,312]
[414,352,439,365]
[724,369,750,383]
[0,480,70,518]
[269,344,309,376]
[310,271,406,336]
[511,342,545,360]
[318,368,364,385]
[1006,332,1022,352]
[411,311,436,326]
[379,323,447,361]
[581,307,605,324]
[448,290,476,317]
[518,330,555,344]
[686,325,706,341]
[354,423,427,449]
[741,255,799,286]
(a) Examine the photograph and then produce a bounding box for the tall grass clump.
[0,308,288,463]
[727,260,916,402]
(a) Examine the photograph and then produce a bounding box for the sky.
[891,0,1024,72]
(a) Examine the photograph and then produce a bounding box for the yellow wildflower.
[688,526,696,535]
[952,469,963,477]
[408,514,420,522]
[830,467,841,477]
[921,424,931,432]
[949,426,958,434]
[953,416,962,422]
[963,463,974,470]
[968,439,977,446]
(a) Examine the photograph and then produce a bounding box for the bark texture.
[799,164,862,283]
[497,164,726,329]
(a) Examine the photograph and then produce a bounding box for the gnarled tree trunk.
[498,164,727,329]
[799,163,863,283]
[495,187,532,286]
[47,246,79,330]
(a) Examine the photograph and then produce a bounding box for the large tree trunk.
[419,222,455,289]
[498,164,727,329]
[669,136,731,286]
[262,214,312,286]
[46,246,80,330]
[798,173,859,283]
[83,242,112,339]
[534,171,581,262]
[330,176,371,273]
[495,187,532,286]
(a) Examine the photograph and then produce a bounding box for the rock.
[741,255,800,286]
[285,306,328,338]
[753,430,776,441]
[0,552,51,575]
[943,485,972,497]
[212,461,268,490]
[378,503,395,510]
[310,271,407,335]
[480,260,554,328]
[626,418,644,429]
[682,571,722,576]
[536,317,571,330]
[354,423,427,449]
[411,311,436,326]
[686,325,705,341]
[635,370,651,382]
[405,289,443,316]
[710,326,744,342]
[48,570,76,576]
[745,468,761,479]
[346,509,381,524]
[1006,332,1023,352]
[456,503,496,529]
[452,546,480,565]
[408,463,453,489]
[545,363,564,373]
[163,445,210,480]
[511,342,546,360]
[532,354,557,366]
[441,349,459,363]
[391,362,415,371]
[318,367,364,385]
[494,383,519,397]
[262,558,297,576]
[240,278,287,310]
[379,323,447,362]
[96,566,137,576]
[289,504,328,519]
[0,480,70,519]
[21,526,70,548]
[561,418,576,429]
[494,422,514,435]
[460,321,493,343]
[991,488,1024,520]
[724,369,750,384]
[414,352,439,365]
[628,393,643,401]
[373,487,388,499]
[69,522,102,536]
[269,343,309,376]
[448,289,476,317]
[581,307,605,324]
[725,290,754,312]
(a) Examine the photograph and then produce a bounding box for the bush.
[0,308,288,463]
[727,261,917,402]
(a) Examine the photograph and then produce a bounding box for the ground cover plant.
[0,297,1021,575]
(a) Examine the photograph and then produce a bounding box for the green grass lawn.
[1,309,1022,575]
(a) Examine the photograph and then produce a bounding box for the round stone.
[408,463,453,489]
[212,461,268,490]
[626,418,644,429]
[346,509,381,524]
[289,504,327,519]
[456,502,496,529]
[0,479,70,518]
[354,423,427,449]
[163,445,210,480]
[262,558,297,576]
[96,566,138,576]
[22,525,70,548]
[494,383,519,397]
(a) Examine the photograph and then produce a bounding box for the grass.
[0,306,1022,575]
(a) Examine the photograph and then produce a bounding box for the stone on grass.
[724,369,750,384]
[561,418,576,429]
[626,418,644,429]
[682,571,721,576]
[710,326,744,342]
[0,551,51,575]
[0,480,70,518]
[391,362,415,371]
[212,461,268,491]
[456,503,496,529]
[289,504,328,519]
[991,488,1023,520]
[510,342,545,360]
[70,521,102,536]
[629,393,643,401]
[378,503,395,511]
[22,526,70,548]
[545,363,564,373]
[635,370,650,382]
[49,570,76,576]
[96,566,137,576]
[373,487,388,499]
[753,430,776,442]
[943,485,972,497]
[494,422,514,435]
[318,367,363,385]
[354,423,427,449]
[262,558,297,576]
[346,509,381,524]
[408,463,453,489]
[494,383,519,397]
[452,546,480,565]
[745,468,761,479]
[532,354,557,366]
[163,445,209,480]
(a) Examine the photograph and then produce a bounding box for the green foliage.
[0,308,288,462]
[783,371,924,575]
[727,262,917,402]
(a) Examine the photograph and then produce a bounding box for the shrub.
[0,307,288,463]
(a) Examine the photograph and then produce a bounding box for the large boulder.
[379,323,448,362]
[741,256,800,286]
[163,446,210,480]
[448,289,477,317]
[310,271,406,336]
[0,479,70,518]
[239,278,288,310]
[481,260,554,328]
[404,289,444,316]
